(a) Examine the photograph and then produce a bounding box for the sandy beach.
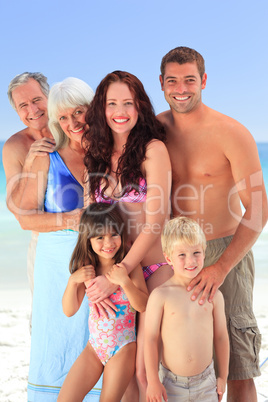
[1,263,268,401]
[0,178,268,400]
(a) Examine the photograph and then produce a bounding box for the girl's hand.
[106,263,129,287]
[69,265,96,287]
[216,377,226,401]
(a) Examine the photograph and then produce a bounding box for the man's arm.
[188,124,268,304]
[3,135,55,219]
[18,153,83,232]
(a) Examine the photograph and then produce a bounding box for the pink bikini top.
[95,178,147,204]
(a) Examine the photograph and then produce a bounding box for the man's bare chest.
[167,137,230,185]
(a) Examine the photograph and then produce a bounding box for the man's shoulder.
[157,109,173,125]
[208,106,249,132]
[3,128,33,151]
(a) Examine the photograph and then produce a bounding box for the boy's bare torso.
[158,281,214,376]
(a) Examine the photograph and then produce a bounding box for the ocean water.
[1,141,268,402]
[0,141,268,287]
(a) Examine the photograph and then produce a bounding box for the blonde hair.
[161,216,206,257]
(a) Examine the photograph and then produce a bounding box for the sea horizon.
[1,141,268,287]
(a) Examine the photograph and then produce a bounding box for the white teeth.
[174,96,190,101]
[114,118,128,123]
[31,114,43,120]
[186,267,196,271]
[71,127,83,133]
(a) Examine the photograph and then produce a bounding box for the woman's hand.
[91,299,118,319]
[86,275,119,317]
[86,275,118,302]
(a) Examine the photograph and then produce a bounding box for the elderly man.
[3,72,55,297]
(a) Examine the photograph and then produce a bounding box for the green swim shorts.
[205,235,261,381]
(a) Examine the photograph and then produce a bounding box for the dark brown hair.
[69,203,126,273]
[83,70,166,200]
[160,46,205,79]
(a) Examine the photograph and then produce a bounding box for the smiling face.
[90,231,122,262]
[57,105,88,144]
[105,81,139,138]
[160,62,207,114]
[165,241,205,281]
[12,78,48,130]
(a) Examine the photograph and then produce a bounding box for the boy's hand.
[106,263,129,287]
[69,265,95,286]
[216,377,226,401]
[146,381,168,402]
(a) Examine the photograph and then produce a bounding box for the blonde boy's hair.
[161,217,206,257]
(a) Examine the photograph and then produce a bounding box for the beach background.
[0,0,267,399]
[0,141,268,401]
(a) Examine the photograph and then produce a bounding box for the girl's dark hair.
[83,70,166,200]
[69,203,126,273]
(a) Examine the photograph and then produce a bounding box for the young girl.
[58,202,148,402]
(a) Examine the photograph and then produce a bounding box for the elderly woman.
[19,78,100,401]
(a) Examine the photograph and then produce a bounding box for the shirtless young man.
[157,47,268,401]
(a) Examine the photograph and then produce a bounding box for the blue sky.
[0,0,267,142]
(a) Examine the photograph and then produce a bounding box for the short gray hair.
[48,77,94,149]
[8,72,49,110]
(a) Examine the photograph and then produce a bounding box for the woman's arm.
[122,140,171,273]
[19,155,83,232]
[62,265,96,317]
[106,263,148,312]
[86,140,171,302]
[87,140,171,302]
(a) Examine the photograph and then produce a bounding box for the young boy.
[144,217,229,402]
